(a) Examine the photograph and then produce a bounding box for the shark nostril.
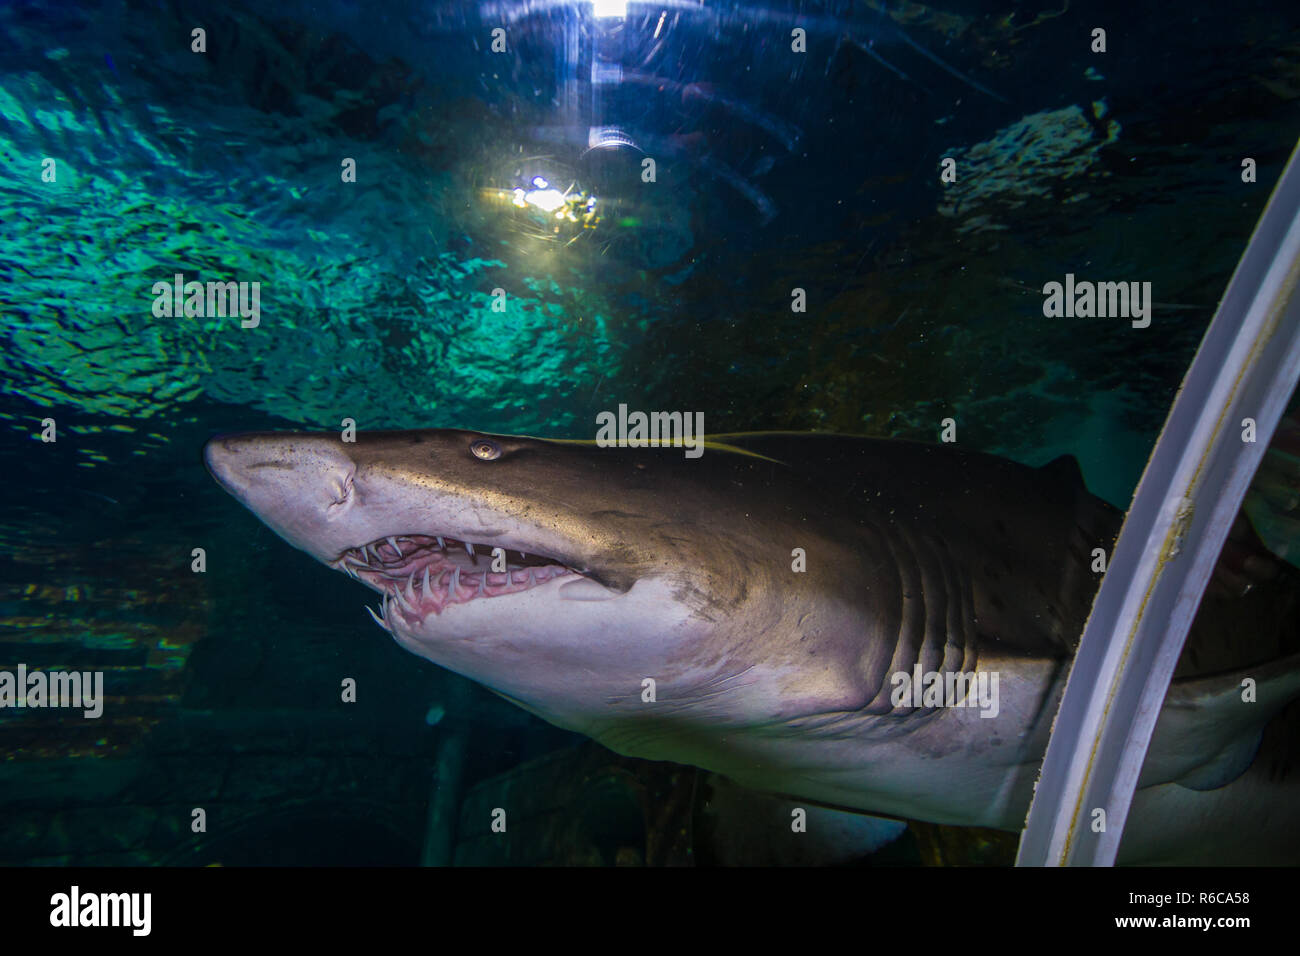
[329,471,355,509]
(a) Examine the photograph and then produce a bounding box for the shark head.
[202,429,849,746]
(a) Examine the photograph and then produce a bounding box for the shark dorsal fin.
[1037,453,1085,489]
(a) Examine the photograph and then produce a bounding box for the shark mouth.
[332,533,575,628]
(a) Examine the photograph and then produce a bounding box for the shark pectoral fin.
[1174,729,1264,792]
[1141,652,1300,791]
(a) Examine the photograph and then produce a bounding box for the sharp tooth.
[360,544,373,564]
[477,575,485,596]
[388,536,403,558]
[366,605,386,629]
[465,541,477,563]
[436,536,446,550]
[394,583,414,611]
[519,551,526,560]
[451,566,460,594]
[422,564,431,594]
[405,572,416,602]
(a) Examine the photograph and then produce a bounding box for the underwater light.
[590,0,627,18]
[484,166,603,237]
[525,188,567,213]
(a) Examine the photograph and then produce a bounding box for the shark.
[204,428,1300,864]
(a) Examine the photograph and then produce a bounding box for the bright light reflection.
[525,188,567,213]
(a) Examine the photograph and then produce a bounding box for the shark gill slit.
[865,523,976,717]
[865,523,927,715]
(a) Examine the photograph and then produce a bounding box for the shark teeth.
[337,532,578,622]
[394,579,415,612]
[342,534,558,571]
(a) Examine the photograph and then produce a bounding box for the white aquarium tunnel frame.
[1017,139,1300,866]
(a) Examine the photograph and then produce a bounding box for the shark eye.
[470,439,502,461]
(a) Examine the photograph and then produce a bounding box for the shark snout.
[204,433,358,553]
[203,435,248,496]
[206,432,353,487]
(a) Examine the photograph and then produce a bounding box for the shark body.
[204,428,1300,864]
